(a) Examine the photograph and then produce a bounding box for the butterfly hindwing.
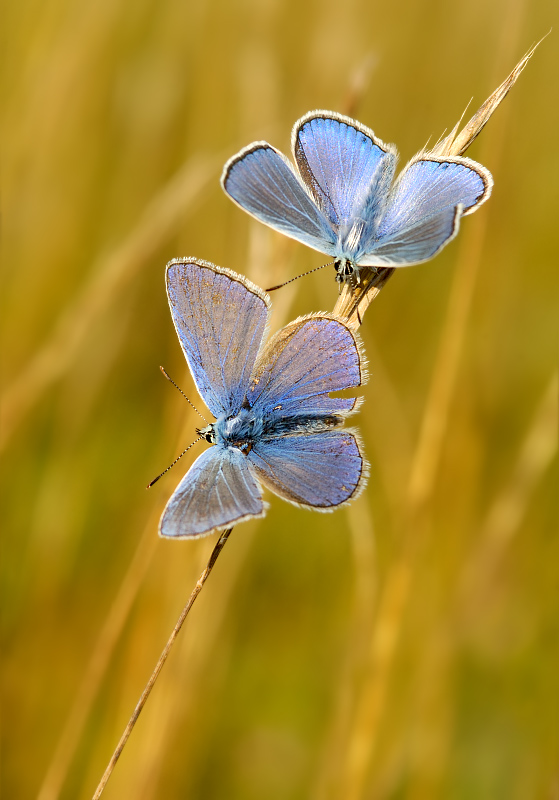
[248,430,366,509]
[359,206,462,266]
[160,446,264,538]
[360,156,492,265]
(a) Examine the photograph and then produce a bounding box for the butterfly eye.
[335,258,357,283]
[196,424,216,444]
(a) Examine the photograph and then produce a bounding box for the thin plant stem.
[91,527,234,800]
[53,226,297,800]
[340,15,534,798]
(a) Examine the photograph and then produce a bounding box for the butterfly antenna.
[147,436,203,488]
[160,366,207,423]
[266,261,335,292]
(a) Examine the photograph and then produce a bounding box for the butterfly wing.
[246,313,367,507]
[359,205,462,266]
[247,314,366,420]
[221,143,338,255]
[248,430,366,509]
[358,155,492,266]
[166,259,270,418]
[159,446,264,538]
[293,111,397,230]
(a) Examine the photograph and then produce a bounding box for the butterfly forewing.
[160,446,264,538]
[248,315,365,419]
[221,145,337,255]
[248,431,365,508]
[166,259,269,418]
[294,112,396,229]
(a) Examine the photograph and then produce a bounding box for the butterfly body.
[160,259,367,538]
[199,408,346,453]
[222,111,492,284]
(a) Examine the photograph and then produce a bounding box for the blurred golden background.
[2,0,557,798]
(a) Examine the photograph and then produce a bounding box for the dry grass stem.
[84,227,298,797]
[91,528,233,800]
[431,36,548,157]
[339,20,537,797]
[5,3,552,797]
[333,267,396,330]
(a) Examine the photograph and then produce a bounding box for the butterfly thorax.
[334,218,375,283]
[332,160,395,283]
[333,222,363,284]
[198,409,263,455]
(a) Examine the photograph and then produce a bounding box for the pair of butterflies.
[160,110,492,538]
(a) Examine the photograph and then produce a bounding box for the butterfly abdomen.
[262,413,344,438]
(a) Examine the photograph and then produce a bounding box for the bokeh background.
[2,0,557,798]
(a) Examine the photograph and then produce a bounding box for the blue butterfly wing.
[159,446,264,538]
[359,156,492,266]
[166,259,270,418]
[247,314,365,420]
[293,111,396,229]
[248,430,366,508]
[359,206,462,266]
[221,144,338,255]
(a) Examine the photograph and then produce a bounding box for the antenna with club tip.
[159,366,207,423]
[147,367,209,487]
[147,436,203,488]
[266,261,335,292]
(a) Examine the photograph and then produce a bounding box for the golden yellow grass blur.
[2,1,557,798]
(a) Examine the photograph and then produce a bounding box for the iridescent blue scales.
[222,110,493,283]
[160,259,367,538]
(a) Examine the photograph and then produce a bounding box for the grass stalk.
[91,527,233,800]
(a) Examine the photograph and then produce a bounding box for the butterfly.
[159,258,368,538]
[221,110,493,284]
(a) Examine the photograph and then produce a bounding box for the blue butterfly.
[222,110,493,284]
[159,258,368,538]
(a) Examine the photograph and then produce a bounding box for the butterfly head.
[198,409,264,455]
[196,423,216,444]
[334,257,359,285]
